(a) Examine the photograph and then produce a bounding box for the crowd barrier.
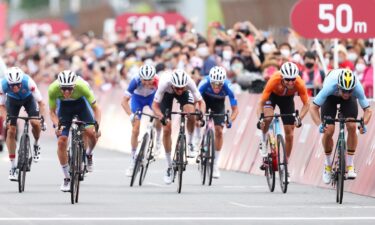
[39,85,375,197]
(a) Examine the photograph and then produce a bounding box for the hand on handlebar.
[319,123,327,133]
[295,116,302,128]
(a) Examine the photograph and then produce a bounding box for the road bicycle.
[258,111,300,193]
[130,110,158,187]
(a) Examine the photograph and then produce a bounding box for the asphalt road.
[0,137,374,225]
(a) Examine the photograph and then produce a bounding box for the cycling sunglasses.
[340,88,353,94]
[9,83,21,88]
[61,86,74,92]
[173,86,185,91]
[284,78,296,82]
[211,81,224,87]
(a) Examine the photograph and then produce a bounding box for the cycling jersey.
[48,77,96,109]
[0,75,42,104]
[124,75,159,98]
[198,76,237,106]
[153,73,202,103]
[313,69,369,109]
[260,72,309,104]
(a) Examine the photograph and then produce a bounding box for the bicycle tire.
[265,136,275,192]
[75,142,84,203]
[175,135,186,193]
[207,129,215,186]
[199,135,207,185]
[139,131,153,186]
[18,134,29,193]
[70,139,80,204]
[130,133,148,187]
[337,140,346,204]
[277,134,288,193]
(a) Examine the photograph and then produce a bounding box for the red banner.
[0,3,7,43]
[115,12,186,39]
[291,0,375,38]
[11,19,70,40]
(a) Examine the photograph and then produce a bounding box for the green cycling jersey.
[48,77,96,109]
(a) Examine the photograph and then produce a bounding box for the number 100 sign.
[291,0,375,38]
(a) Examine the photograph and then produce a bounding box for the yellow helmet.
[337,69,357,91]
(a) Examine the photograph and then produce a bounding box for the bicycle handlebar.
[257,110,301,129]
[322,116,365,131]
[163,108,205,127]
[205,109,232,128]
[135,110,159,121]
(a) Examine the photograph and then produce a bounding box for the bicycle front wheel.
[18,134,30,193]
[130,133,148,187]
[199,136,207,185]
[70,140,80,204]
[139,132,153,186]
[277,134,288,193]
[175,135,186,193]
[337,140,346,204]
[207,129,215,186]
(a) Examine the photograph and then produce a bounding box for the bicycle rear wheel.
[207,129,215,186]
[264,137,275,192]
[336,140,346,204]
[130,133,148,187]
[139,131,153,186]
[18,134,30,193]
[277,134,288,193]
[175,135,186,193]
[70,140,80,204]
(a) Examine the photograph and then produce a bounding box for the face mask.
[347,52,358,62]
[324,57,330,66]
[231,63,244,73]
[197,47,209,57]
[355,63,366,73]
[136,50,146,58]
[222,50,233,60]
[305,62,314,69]
[261,43,275,54]
[365,47,373,56]
[280,49,291,58]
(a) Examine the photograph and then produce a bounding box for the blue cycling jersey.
[198,76,237,106]
[124,75,158,98]
[1,75,32,100]
[313,69,369,109]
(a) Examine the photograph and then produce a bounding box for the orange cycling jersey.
[260,72,309,104]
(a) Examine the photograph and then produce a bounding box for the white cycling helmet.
[337,69,357,91]
[139,65,156,80]
[171,69,188,88]
[209,66,227,83]
[57,70,77,87]
[5,67,24,84]
[280,62,299,79]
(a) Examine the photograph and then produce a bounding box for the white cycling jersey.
[153,72,202,103]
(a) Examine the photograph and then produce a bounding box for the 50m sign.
[291,0,375,38]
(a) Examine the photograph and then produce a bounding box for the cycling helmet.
[57,70,77,87]
[209,66,227,83]
[338,69,357,91]
[139,65,156,80]
[171,69,188,88]
[5,67,24,84]
[280,62,299,79]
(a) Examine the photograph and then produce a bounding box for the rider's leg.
[214,125,223,164]
[83,126,97,155]
[346,121,357,166]
[57,136,70,178]
[30,120,41,145]
[130,119,141,159]
[6,125,17,169]
[283,125,295,158]
[184,103,196,147]
[322,125,335,164]
[163,123,172,168]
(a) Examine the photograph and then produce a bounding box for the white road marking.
[0,217,375,221]
[146,182,165,187]
[229,201,265,208]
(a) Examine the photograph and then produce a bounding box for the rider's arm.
[91,103,101,126]
[48,84,59,126]
[310,103,321,126]
[152,101,163,119]
[296,78,310,120]
[28,78,46,118]
[49,106,59,127]
[230,105,239,122]
[363,107,372,125]
[224,81,239,121]
[0,85,6,120]
[121,95,132,116]
[257,76,276,118]
[188,77,206,113]
[353,83,372,125]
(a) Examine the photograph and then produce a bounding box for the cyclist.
[121,65,162,177]
[257,62,310,173]
[152,69,206,184]
[196,66,238,178]
[48,70,101,192]
[310,69,371,184]
[0,67,46,181]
